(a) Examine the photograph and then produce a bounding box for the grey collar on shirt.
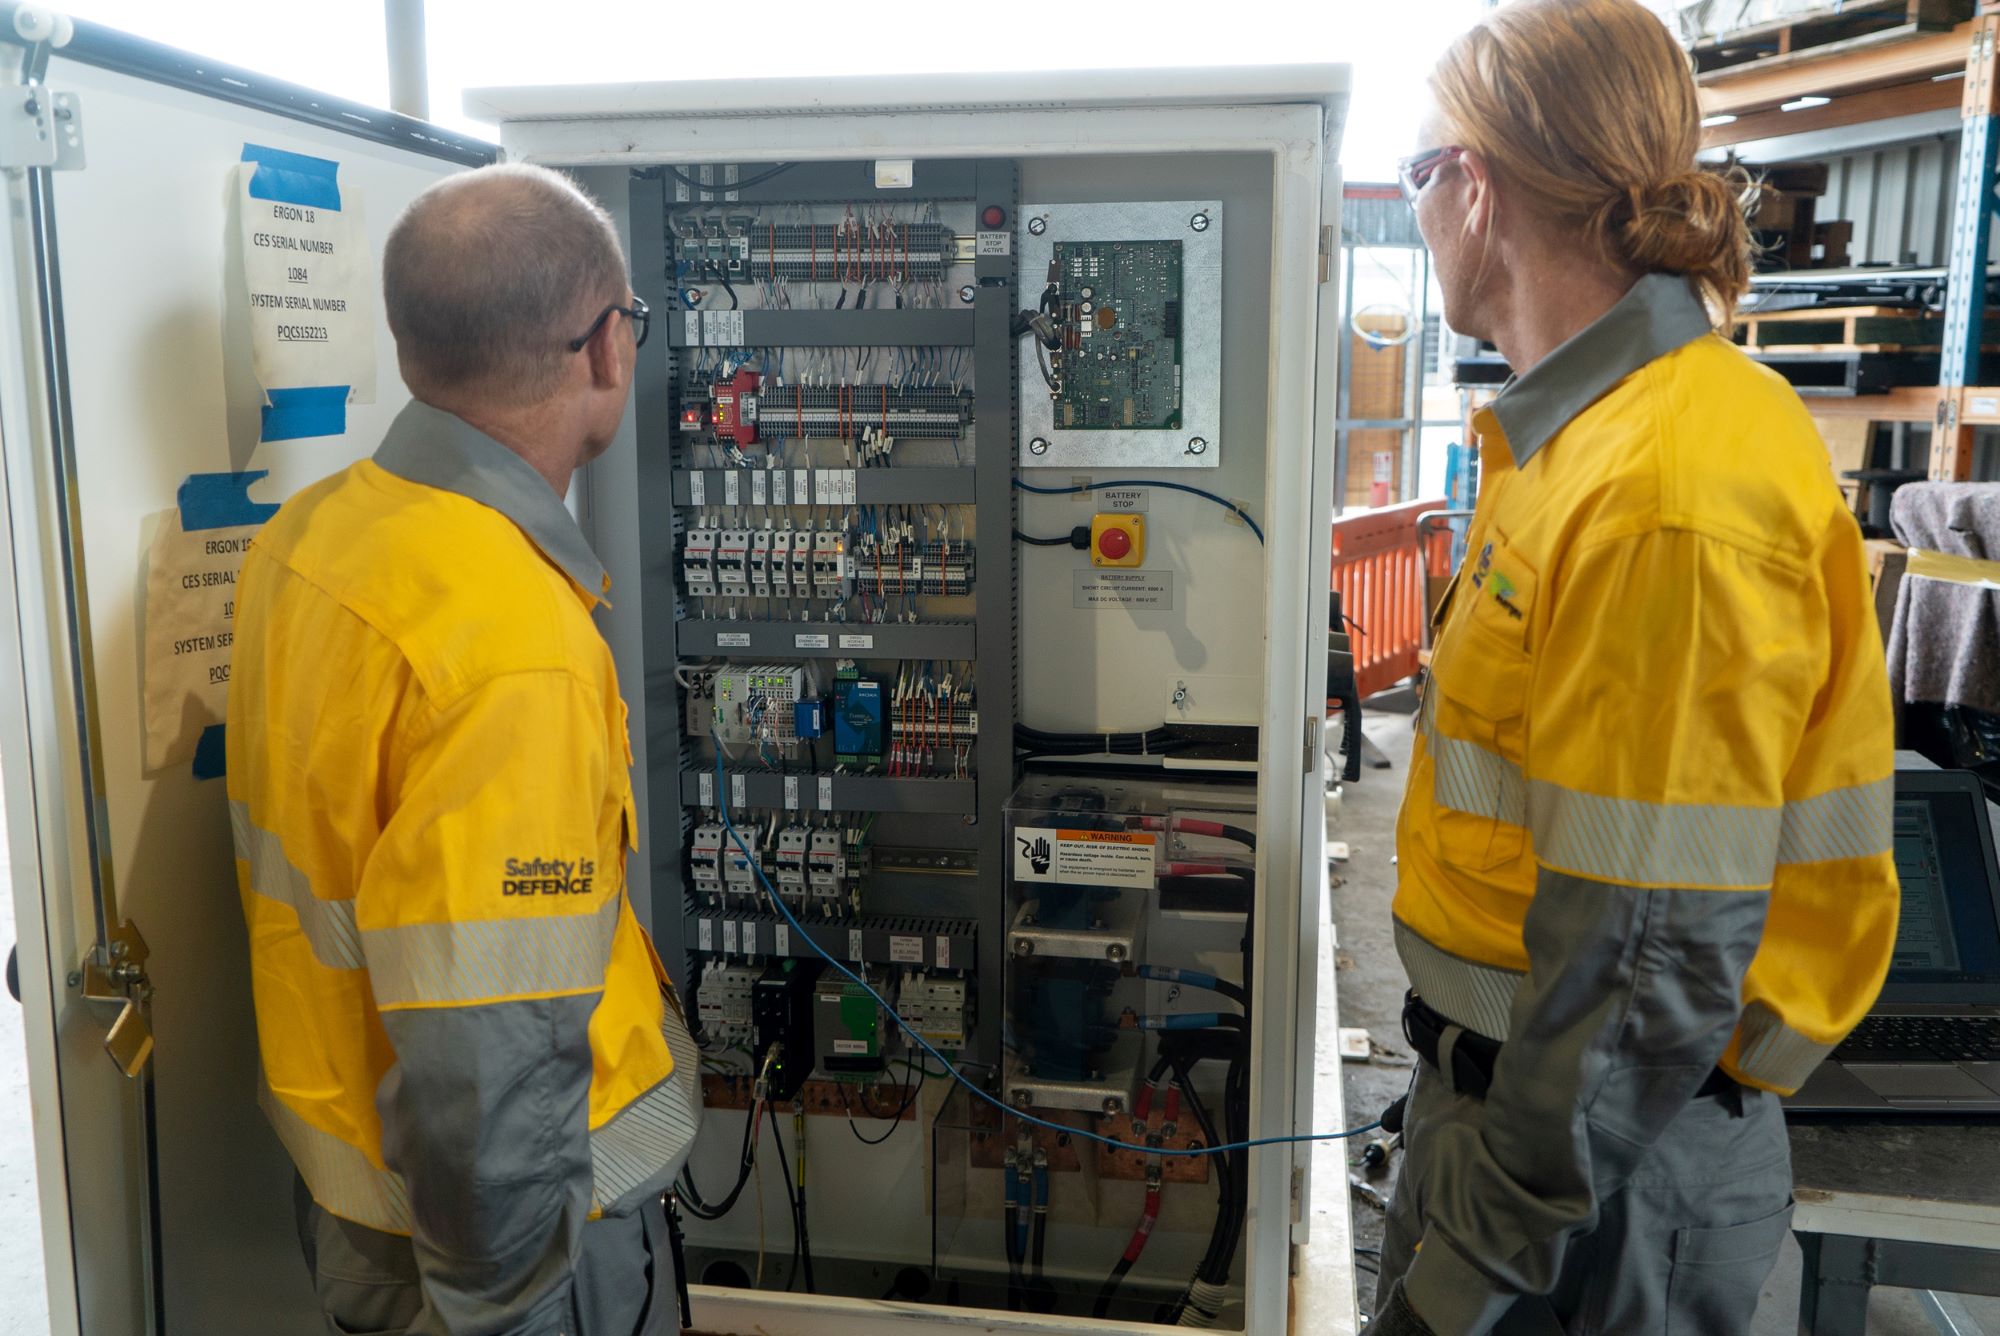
[373,399,609,598]
[1487,271,1715,470]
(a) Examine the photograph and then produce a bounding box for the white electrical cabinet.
[0,18,1353,1332]
[471,69,1354,1336]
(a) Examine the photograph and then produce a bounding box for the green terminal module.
[1051,239,1183,431]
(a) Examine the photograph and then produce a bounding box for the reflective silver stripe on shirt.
[261,1078,412,1235]
[1424,725,1887,885]
[230,800,364,971]
[591,1004,703,1214]
[1775,776,1894,866]
[1733,1000,1837,1092]
[1529,783,1782,889]
[364,897,622,1008]
[1393,919,1521,1041]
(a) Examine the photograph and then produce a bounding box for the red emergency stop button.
[981,205,1007,229]
[1097,527,1131,560]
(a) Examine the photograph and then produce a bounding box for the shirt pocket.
[1423,546,1536,872]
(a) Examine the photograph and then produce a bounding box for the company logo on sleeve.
[503,856,595,896]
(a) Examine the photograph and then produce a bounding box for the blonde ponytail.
[1433,0,1754,329]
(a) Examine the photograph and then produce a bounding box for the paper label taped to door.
[233,145,376,439]
[141,472,280,773]
[1011,826,1157,889]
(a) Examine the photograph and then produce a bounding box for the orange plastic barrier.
[1330,498,1453,701]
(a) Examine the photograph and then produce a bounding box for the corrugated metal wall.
[1816,133,1960,267]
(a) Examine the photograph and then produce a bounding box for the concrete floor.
[1330,709,2000,1335]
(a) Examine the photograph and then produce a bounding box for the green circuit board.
[1051,240,1183,430]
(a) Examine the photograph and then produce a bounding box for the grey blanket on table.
[1887,483,2000,715]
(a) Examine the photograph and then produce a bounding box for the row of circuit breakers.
[682,527,973,600]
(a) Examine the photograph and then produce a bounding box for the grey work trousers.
[1375,1062,1795,1334]
[294,1177,677,1336]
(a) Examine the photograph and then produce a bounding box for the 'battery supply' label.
[1011,826,1157,889]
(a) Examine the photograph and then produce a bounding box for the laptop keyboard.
[1834,1015,2000,1064]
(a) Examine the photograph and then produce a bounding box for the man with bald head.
[228,163,696,1335]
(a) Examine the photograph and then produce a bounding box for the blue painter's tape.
[178,471,279,532]
[260,386,348,442]
[192,725,226,781]
[241,143,341,211]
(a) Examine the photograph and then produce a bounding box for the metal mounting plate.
[0,88,84,170]
[1017,199,1222,469]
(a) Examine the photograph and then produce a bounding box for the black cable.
[1093,1258,1136,1319]
[1013,528,1085,547]
[767,1112,805,1291]
[840,1073,920,1146]
[675,1093,760,1220]
[667,163,796,195]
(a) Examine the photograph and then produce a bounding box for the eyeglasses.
[1397,146,1464,208]
[568,295,651,353]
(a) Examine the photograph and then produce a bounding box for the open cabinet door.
[0,15,490,1333]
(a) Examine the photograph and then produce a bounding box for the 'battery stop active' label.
[1011,826,1157,890]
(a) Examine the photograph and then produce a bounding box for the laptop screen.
[1887,789,2000,986]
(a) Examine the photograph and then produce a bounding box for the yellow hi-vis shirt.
[227,402,697,1290]
[1391,274,1898,1330]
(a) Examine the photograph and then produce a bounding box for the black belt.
[1402,991,1738,1103]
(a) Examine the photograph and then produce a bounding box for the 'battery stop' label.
[1011,826,1157,889]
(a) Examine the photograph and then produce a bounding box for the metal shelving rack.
[1699,5,2000,478]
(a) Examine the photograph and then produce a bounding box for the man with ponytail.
[1374,2,1900,1332]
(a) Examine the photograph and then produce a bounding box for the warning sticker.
[1012,826,1158,889]
[1074,569,1174,611]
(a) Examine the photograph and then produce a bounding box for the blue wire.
[709,746,1381,1158]
[1012,478,1265,545]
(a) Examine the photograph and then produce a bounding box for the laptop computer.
[1786,768,2000,1113]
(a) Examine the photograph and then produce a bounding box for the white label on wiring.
[833,1037,870,1055]
[784,776,800,810]
[1074,569,1174,611]
[818,776,834,810]
[1976,396,2000,416]
[674,175,691,204]
[697,919,714,951]
[730,773,746,808]
[775,924,790,956]
[771,470,788,507]
[716,631,751,648]
[698,772,715,808]
[795,633,831,650]
[1100,487,1147,513]
[1012,825,1158,890]
[723,164,738,201]
[848,928,864,962]
[977,231,1011,256]
[889,934,923,964]
[874,159,915,189]
[751,471,768,507]
[936,936,950,969]
[723,919,739,954]
[682,311,701,345]
[794,469,810,506]
[839,634,875,651]
[688,471,706,507]
[705,309,745,347]
[723,471,740,507]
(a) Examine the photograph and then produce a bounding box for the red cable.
[1166,862,1238,877]
[1121,1188,1163,1264]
